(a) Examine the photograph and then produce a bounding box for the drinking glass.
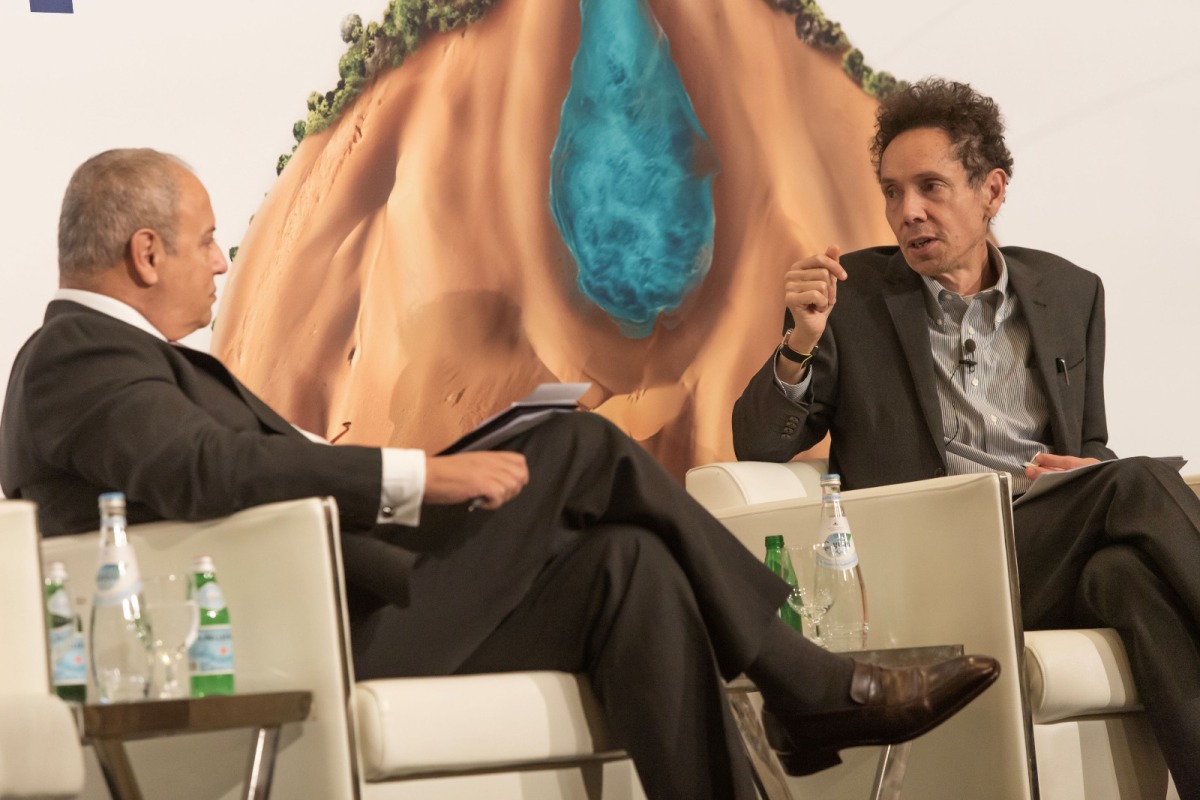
[785,544,834,647]
[142,574,200,699]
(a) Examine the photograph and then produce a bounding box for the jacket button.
[934,468,945,477]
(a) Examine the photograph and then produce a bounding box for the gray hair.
[58,148,191,281]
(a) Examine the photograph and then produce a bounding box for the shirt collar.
[54,288,168,342]
[919,242,1010,320]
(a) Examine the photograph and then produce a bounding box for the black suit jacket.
[732,246,1117,489]
[1,300,415,605]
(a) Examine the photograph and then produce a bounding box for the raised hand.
[784,244,846,355]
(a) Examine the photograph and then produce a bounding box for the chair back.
[0,500,86,799]
[0,501,51,693]
[43,497,360,800]
[695,469,1036,800]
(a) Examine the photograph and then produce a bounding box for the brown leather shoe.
[760,654,1000,776]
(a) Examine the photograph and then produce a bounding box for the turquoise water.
[550,0,718,338]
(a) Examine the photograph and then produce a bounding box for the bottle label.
[47,587,72,618]
[194,582,226,612]
[817,532,859,570]
[50,625,87,686]
[189,625,234,675]
[94,547,142,607]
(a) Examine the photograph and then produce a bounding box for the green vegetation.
[308,3,495,133]
[275,0,897,178]
[276,1,496,175]
[764,0,905,99]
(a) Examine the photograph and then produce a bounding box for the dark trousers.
[1014,456,1200,794]
[350,413,792,799]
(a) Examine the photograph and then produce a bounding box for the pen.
[468,496,486,512]
[1055,357,1069,386]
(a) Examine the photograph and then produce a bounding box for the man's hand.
[784,245,846,353]
[1025,452,1100,480]
[424,451,529,510]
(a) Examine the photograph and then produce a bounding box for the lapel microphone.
[959,338,977,372]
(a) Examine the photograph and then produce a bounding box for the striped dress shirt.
[920,244,1050,495]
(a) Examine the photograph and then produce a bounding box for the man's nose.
[213,246,229,275]
[901,193,927,224]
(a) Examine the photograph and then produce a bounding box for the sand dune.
[212,0,893,477]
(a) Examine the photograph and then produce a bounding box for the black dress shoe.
[760,654,1000,776]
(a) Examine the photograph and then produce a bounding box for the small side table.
[74,690,312,800]
[726,644,964,800]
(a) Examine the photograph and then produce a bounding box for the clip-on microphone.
[959,338,977,372]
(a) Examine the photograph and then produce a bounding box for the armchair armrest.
[685,459,827,512]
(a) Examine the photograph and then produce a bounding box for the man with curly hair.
[734,77,1200,795]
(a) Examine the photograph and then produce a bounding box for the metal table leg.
[727,689,795,800]
[870,741,912,800]
[243,725,283,800]
[92,739,145,800]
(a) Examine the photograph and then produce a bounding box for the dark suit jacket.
[0,300,415,605]
[732,246,1117,489]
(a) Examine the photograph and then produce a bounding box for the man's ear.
[127,228,163,287]
[984,168,1007,216]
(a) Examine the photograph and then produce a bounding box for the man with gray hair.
[2,148,999,798]
[734,78,1200,795]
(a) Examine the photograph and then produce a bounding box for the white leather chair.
[687,459,1187,800]
[0,500,85,800]
[42,497,645,800]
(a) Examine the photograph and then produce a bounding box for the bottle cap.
[765,534,784,547]
[98,492,126,513]
[45,561,68,581]
[192,555,216,573]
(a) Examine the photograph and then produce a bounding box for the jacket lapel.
[881,253,948,465]
[172,347,301,439]
[1005,253,1075,453]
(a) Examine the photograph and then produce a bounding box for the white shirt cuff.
[378,448,425,526]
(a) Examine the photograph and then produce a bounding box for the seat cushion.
[1024,629,1141,723]
[354,672,622,781]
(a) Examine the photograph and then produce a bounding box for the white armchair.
[41,497,645,800]
[687,459,1187,800]
[0,500,84,800]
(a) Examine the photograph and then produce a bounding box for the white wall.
[0,0,360,360]
[1,0,1197,467]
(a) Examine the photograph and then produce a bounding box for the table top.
[75,690,312,742]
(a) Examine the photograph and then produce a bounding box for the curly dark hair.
[870,78,1014,185]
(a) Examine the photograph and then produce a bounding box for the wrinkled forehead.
[879,128,963,182]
